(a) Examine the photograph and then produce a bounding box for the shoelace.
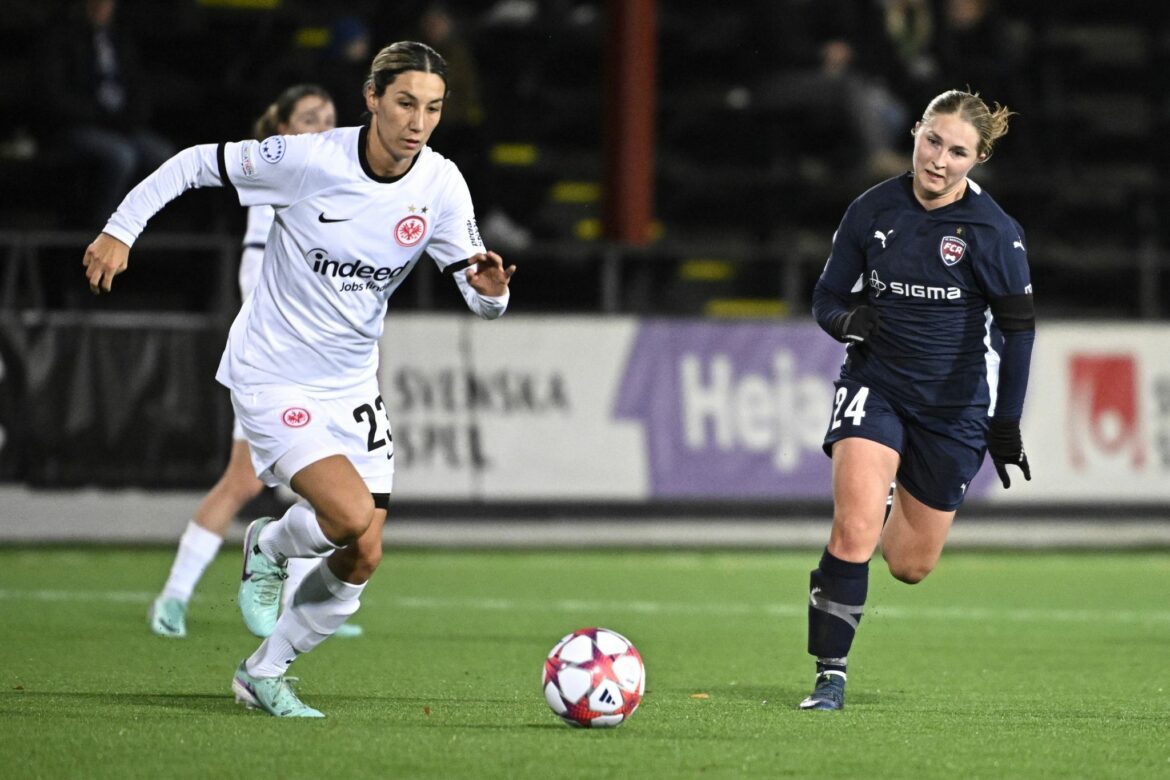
[268,677,312,712]
[254,568,288,607]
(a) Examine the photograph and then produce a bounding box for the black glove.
[833,306,881,343]
[986,417,1031,489]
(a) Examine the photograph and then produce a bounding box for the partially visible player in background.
[44,0,175,228]
[147,84,343,639]
[801,89,1034,710]
[84,41,515,718]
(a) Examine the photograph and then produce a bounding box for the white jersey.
[103,125,507,396]
[238,205,274,301]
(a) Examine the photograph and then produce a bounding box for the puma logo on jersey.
[1013,239,1025,251]
[874,229,893,248]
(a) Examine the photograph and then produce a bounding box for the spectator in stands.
[932,0,1033,164]
[43,0,173,228]
[145,84,361,642]
[934,0,1025,99]
[315,16,374,128]
[83,40,515,718]
[412,2,532,250]
[800,89,1033,711]
[750,0,916,179]
[881,0,939,110]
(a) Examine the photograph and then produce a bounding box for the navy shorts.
[822,378,987,511]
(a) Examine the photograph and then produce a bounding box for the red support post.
[603,0,657,245]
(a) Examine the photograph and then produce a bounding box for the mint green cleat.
[232,661,324,718]
[147,596,187,638]
[334,622,364,638]
[238,517,288,638]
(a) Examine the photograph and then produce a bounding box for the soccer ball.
[542,627,645,728]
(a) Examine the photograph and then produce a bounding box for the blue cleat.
[799,671,846,711]
[238,517,287,638]
[232,661,324,718]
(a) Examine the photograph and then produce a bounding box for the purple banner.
[613,321,845,498]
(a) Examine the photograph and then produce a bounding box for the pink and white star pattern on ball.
[542,627,645,728]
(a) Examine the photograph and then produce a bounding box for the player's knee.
[887,559,933,585]
[830,515,880,560]
[320,494,376,545]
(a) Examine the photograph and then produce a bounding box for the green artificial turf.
[1,547,1167,778]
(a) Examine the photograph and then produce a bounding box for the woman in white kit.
[146,83,369,641]
[83,41,516,717]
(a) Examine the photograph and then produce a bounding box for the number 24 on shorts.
[831,386,870,430]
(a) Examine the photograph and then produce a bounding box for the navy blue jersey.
[813,174,1033,423]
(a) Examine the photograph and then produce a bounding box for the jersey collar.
[902,172,972,213]
[358,124,419,184]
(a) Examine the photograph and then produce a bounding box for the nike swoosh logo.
[318,212,351,223]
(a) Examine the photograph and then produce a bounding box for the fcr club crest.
[939,235,967,266]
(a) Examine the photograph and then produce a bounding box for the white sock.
[247,561,364,678]
[282,556,320,611]
[160,521,223,602]
[258,501,338,564]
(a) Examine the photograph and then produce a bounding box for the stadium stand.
[0,0,1165,317]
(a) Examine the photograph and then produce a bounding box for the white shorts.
[230,379,394,494]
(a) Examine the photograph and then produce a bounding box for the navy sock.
[807,548,869,672]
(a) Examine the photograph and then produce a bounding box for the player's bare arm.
[82,233,131,294]
[465,250,516,297]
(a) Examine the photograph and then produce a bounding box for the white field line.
[1,589,1169,625]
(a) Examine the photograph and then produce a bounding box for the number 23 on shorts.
[831,385,871,430]
[352,394,392,458]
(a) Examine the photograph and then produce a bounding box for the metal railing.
[0,229,1164,319]
[0,230,239,314]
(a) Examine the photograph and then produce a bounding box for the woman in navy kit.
[800,89,1034,710]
